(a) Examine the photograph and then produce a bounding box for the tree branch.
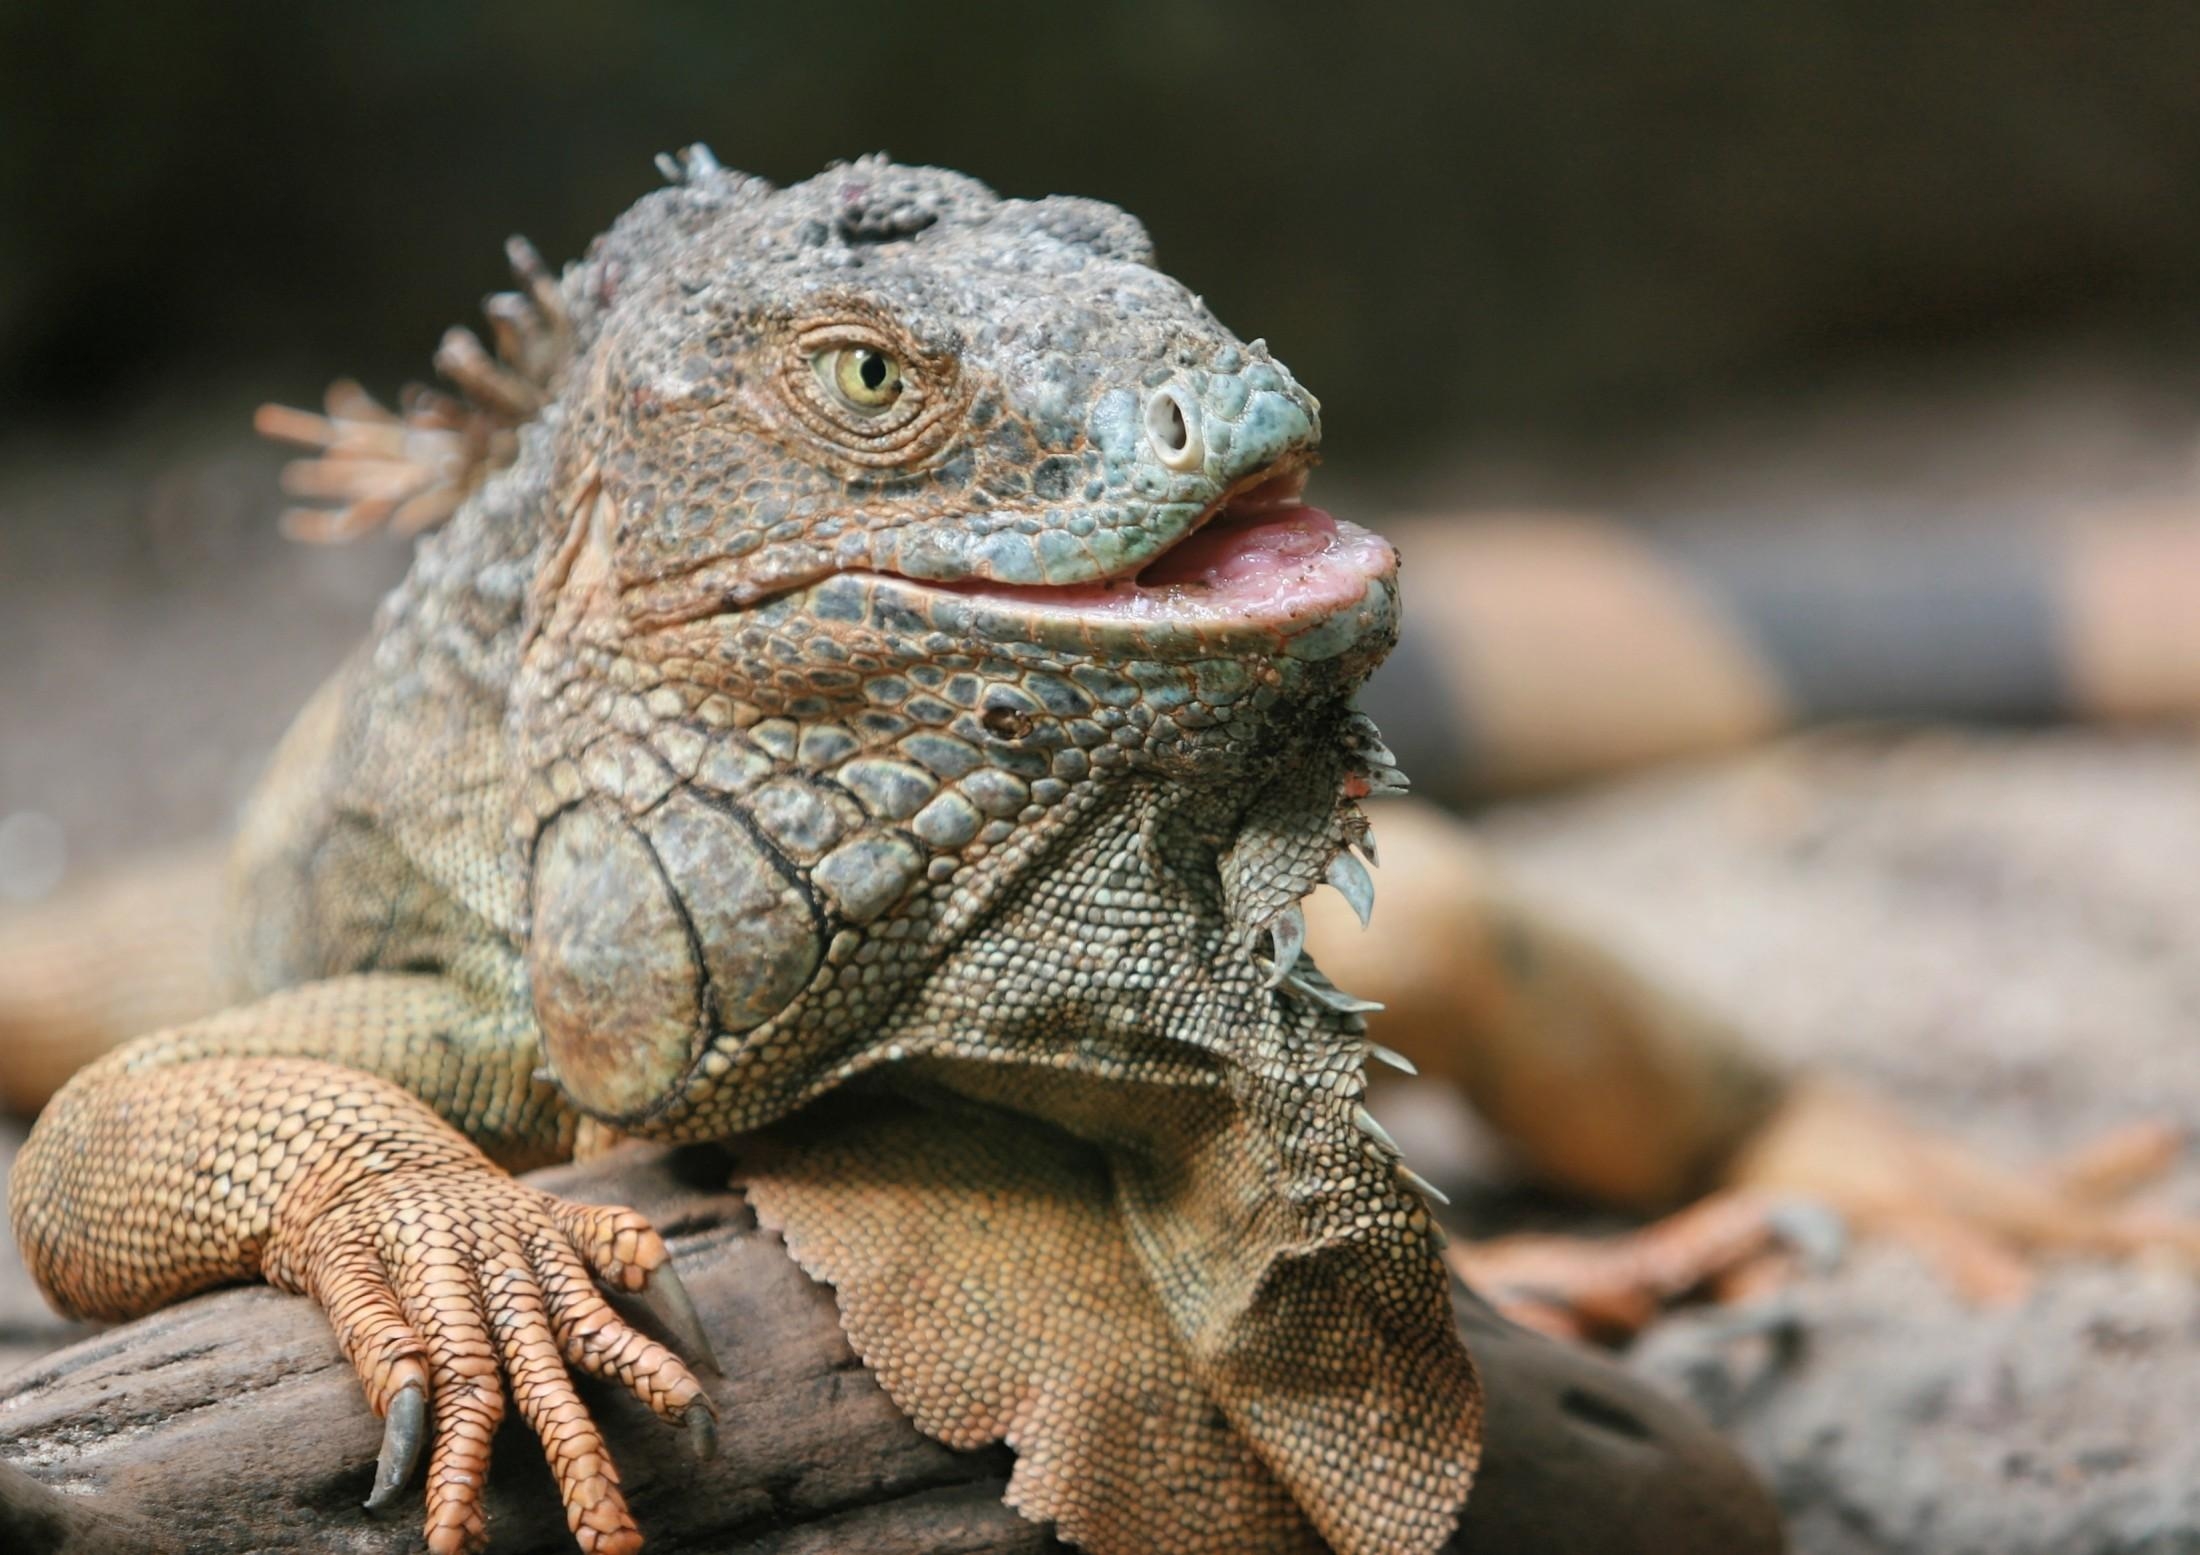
[0,1145,1780,1554]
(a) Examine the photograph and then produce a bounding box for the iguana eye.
[816,346,904,412]
[784,309,960,464]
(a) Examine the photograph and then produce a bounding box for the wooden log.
[0,1145,1783,1555]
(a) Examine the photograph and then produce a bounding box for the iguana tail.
[1366,507,2200,801]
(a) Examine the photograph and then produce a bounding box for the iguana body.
[11,155,1478,1555]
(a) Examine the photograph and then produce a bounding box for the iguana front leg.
[7,974,716,1555]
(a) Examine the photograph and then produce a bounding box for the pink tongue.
[1136,505,1340,588]
[937,503,1390,625]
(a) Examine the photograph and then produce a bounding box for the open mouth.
[933,465,1397,631]
[697,457,1400,663]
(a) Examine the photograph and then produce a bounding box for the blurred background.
[5,6,2200,1550]
[11,1,2200,442]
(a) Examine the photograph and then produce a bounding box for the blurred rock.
[1481,730,2200,1555]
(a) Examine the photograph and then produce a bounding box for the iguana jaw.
[792,466,1400,664]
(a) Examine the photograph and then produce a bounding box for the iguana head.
[531,151,1396,755]
[358,153,1398,1125]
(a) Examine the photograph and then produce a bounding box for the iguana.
[7,152,2195,1555]
[5,151,1481,1555]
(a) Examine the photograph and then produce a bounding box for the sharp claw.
[1326,851,1376,928]
[1689,1293,1808,1349]
[1766,1198,1849,1273]
[642,1260,722,1376]
[1264,904,1307,987]
[683,1399,719,1462]
[366,1382,427,1513]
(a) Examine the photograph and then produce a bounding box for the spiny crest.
[255,233,572,543]
[651,144,1153,271]
[1222,710,1395,996]
[652,142,725,186]
[661,145,945,245]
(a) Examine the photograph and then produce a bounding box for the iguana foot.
[1718,1079,2200,1303]
[1457,1083,2200,1341]
[1449,1189,1838,1343]
[276,1169,718,1555]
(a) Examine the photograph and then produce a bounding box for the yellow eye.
[816,346,904,412]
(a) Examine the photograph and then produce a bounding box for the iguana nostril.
[1145,384,1203,471]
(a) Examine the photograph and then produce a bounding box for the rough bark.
[0,1144,1781,1555]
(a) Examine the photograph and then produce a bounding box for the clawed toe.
[638,1261,720,1376]
[295,1179,717,1554]
[368,1382,428,1512]
[682,1399,718,1463]
[1450,1190,1838,1344]
[1730,1083,2200,1297]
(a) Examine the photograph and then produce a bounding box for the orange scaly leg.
[9,979,719,1555]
